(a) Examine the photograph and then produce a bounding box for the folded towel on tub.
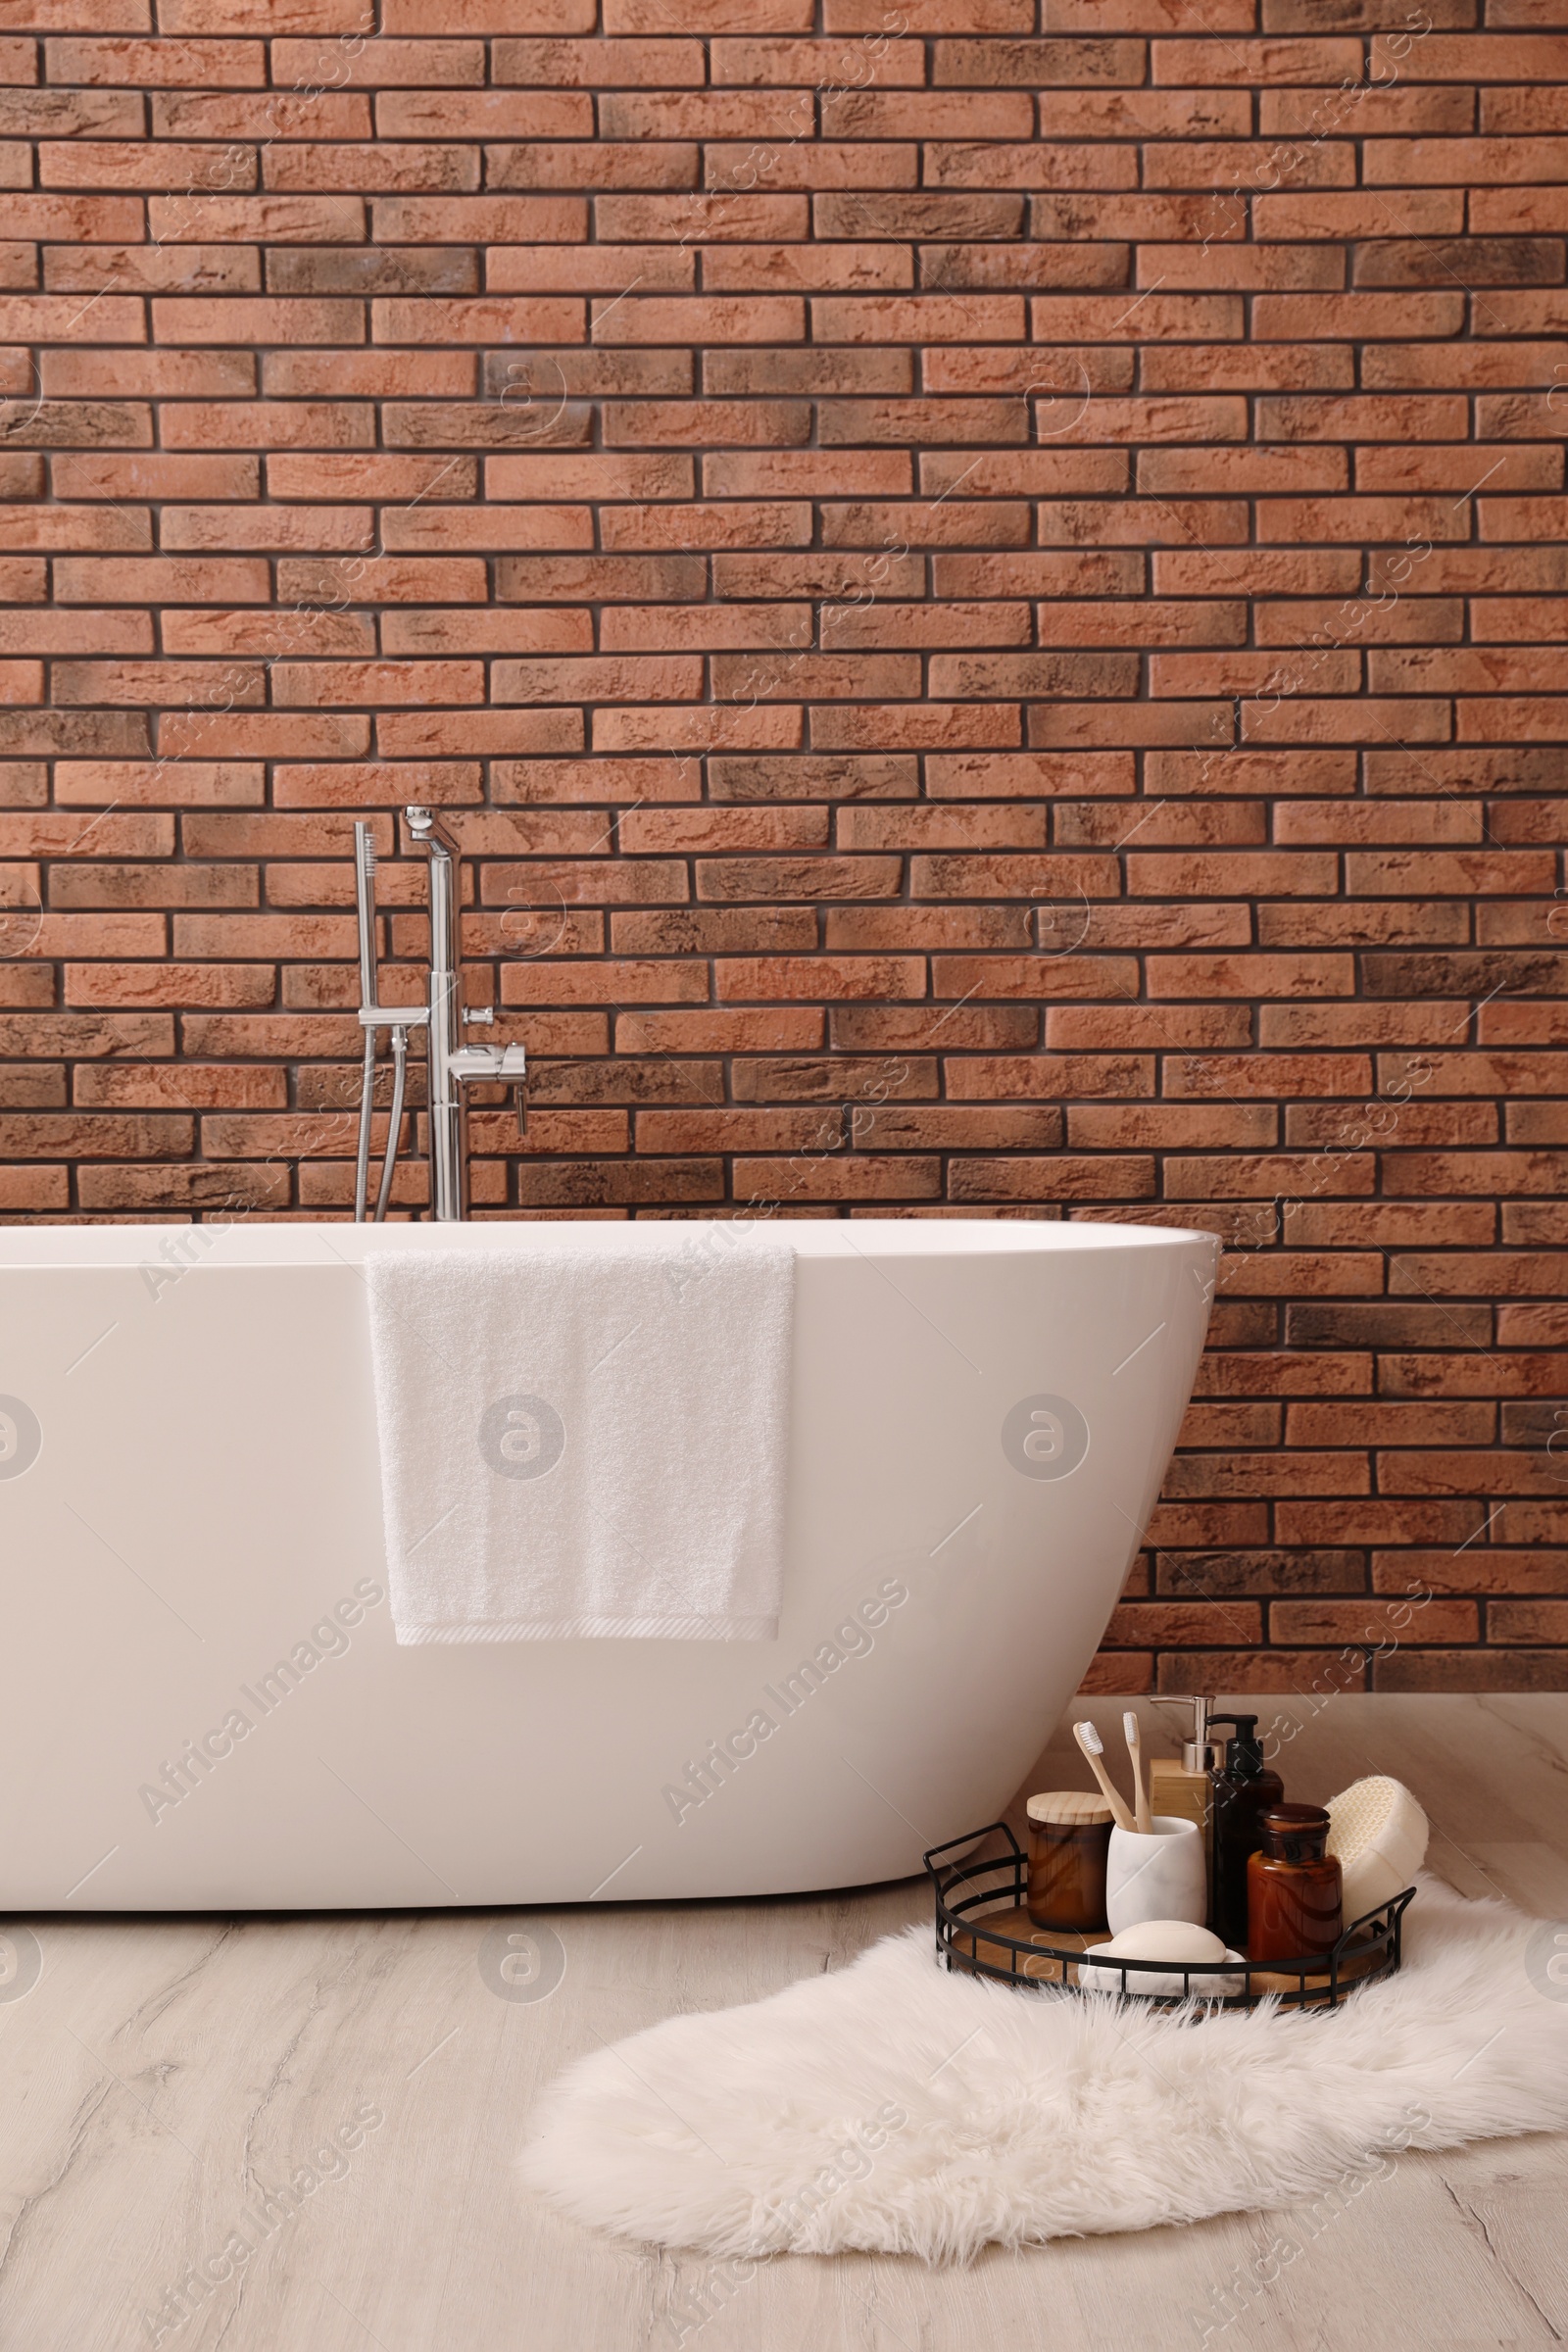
[364,1234,795,1642]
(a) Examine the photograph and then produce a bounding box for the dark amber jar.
[1026,1792,1113,1934]
[1247,1803,1344,1962]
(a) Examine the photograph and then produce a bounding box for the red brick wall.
[1,0,1565,1694]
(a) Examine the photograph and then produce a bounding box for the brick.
[1271,1596,1480,1644]
[0,611,151,656]
[154,297,364,346]
[489,142,698,193]
[0,89,141,142]
[40,144,257,196]
[380,94,602,145]
[1254,191,1466,240]
[56,456,258,502]
[45,246,264,298]
[0,813,171,859]
[376,506,593,556]
[1366,136,1568,181]
[55,762,263,808]
[159,403,378,455]
[66,963,275,1009]
[1036,500,1247,549]
[0,172,134,235]
[1374,1547,1568,1595]
[54,660,266,709]
[1145,141,1356,190]
[1103,1600,1264,1651]
[154,91,368,140]
[263,144,485,194]
[931,954,1140,999]
[615,1010,821,1054]
[918,452,1123,497]
[711,753,917,801]
[1366,342,1568,397]
[820,501,1028,552]
[1473,184,1568,231]
[0,292,144,340]
[42,355,257,403]
[827,0,1034,19]
[0,712,149,760]
[1267,86,1473,136]
[1390,1251,1568,1297]
[1154,34,1363,78]
[948,1154,1155,1200]
[946,1052,1151,1101]
[1139,248,1346,296]
[1275,1500,1484,1547]
[46,33,263,80]
[1357,236,1565,287]
[1487,87,1568,132]
[1158,1548,1362,1599]
[933,34,1145,81]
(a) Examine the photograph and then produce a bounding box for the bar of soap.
[1098,1921,1228,1965]
[1084,1920,1244,1997]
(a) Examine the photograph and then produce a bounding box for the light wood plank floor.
[1,1694,1564,2352]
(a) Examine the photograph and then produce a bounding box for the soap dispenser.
[1149,1696,1227,1915]
[1149,1695,1227,1832]
[1207,1712,1285,1948]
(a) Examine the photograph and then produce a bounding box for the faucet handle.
[448,1042,526,1082]
[503,1041,528,1138]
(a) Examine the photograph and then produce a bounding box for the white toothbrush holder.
[1104,1816,1207,1936]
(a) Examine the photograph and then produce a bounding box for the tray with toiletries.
[924,1703,1428,2010]
[924,1822,1415,2010]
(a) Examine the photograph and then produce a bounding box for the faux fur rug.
[519,1876,1568,2259]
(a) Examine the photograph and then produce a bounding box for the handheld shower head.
[353,820,379,1009]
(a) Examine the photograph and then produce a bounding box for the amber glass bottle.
[1247,1803,1345,1962]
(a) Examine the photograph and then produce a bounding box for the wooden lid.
[1027,1790,1113,1827]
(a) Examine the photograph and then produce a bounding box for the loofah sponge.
[1326,1776,1428,1922]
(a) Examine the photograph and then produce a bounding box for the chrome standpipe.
[405,806,526,1222]
[352,822,377,1223]
[409,804,463,1223]
[351,818,428,1223]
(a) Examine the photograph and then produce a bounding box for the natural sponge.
[1326,1776,1429,1922]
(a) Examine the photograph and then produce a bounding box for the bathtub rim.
[0,1216,1220,1268]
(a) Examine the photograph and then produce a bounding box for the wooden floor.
[2,1693,1565,2352]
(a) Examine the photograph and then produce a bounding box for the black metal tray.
[924,1822,1414,2010]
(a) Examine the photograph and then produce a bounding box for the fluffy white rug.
[519,1876,1568,2259]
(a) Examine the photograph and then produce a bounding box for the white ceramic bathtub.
[0,1218,1216,1909]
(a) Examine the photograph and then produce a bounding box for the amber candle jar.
[1247,1803,1344,1963]
[1026,1792,1113,1934]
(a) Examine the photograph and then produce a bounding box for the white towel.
[364,1235,795,1643]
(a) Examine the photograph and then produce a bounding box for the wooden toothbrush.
[1073,1720,1136,1833]
[1123,1709,1152,1834]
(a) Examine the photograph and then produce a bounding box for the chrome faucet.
[351,808,526,1222]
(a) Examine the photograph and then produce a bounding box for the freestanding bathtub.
[0,1218,1216,1909]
